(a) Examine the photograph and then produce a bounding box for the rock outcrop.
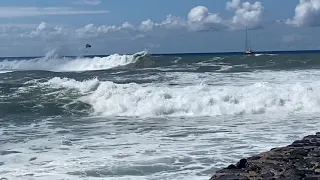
[210,132,320,180]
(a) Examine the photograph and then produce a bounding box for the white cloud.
[0,7,108,18]
[226,0,241,10]
[156,14,187,29]
[71,22,136,40]
[187,6,225,31]
[0,1,263,35]
[0,25,27,39]
[37,22,47,31]
[73,0,101,6]
[21,22,67,41]
[0,1,265,42]
[155,1,264,32]
[226,0,264,29]
[139,19,155,32]
[152,1,264,32]
[286,0,320,27]
[121,22,135,30]
[97,25,119,33]
[188,6,211,22]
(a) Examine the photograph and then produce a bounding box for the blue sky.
[0,0,319,56]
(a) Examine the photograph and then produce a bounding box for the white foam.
[42,73,320,117]
[45,77,100,93]
[0,49,147,72]
[254,53,277,57]
[2,114,320,180]
[0,70,12,74]
[218,65,233,71]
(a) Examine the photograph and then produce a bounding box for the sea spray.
[0,49,147,72]
[38,76,320,117]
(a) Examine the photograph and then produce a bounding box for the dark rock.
[226,164,237,169]
[309,150,320,157]
[247,156,261,161]
[210,132,320,180]
[210,174,249,180]
[303,175,320,180]
[303,135,317,140]
[236,159,247,169]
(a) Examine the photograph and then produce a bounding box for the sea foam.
[43,76,320,117]
[0,49,147,72]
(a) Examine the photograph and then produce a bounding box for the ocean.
[1,49,320,180]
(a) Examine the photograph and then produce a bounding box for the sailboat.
[245,27,253,55]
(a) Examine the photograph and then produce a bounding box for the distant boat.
[244,27,253,55]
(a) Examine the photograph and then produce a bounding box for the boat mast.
[245,26,248,51]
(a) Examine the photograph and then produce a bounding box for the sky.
[0,0,320,56]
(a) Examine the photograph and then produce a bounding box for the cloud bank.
[7,0,263,40]
[145,0,265,32]
[3,0,320,55]
[0,0,266,56]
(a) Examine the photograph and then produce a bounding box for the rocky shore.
[210,132,320,180]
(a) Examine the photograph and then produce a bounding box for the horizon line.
[1,49,320,58]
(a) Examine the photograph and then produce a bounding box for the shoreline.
[210,132,320,180]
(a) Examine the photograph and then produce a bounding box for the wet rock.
[210,132,320,180]
[309,150,320,157]
[303,175,320,180]
[236,159,247,169]
[226,164,236,169]
[210,174,249,180]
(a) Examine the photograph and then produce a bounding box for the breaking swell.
[2,76,316,118]
[0,49,147,72]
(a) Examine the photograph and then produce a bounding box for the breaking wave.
[1,51,320,74]
[0,70,12,74]
[39,77,320,117]
[0,49,147,72]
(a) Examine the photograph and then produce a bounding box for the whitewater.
[0,49,147,72]
[1,50,320,180]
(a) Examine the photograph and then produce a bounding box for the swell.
[2,75,320,117]
[0,49,147,72]
[1,52,320,73]
[0,79,93,117]
[122,53,320,72]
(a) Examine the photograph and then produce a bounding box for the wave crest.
[42,77,320,117]
[0,49,147,72]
